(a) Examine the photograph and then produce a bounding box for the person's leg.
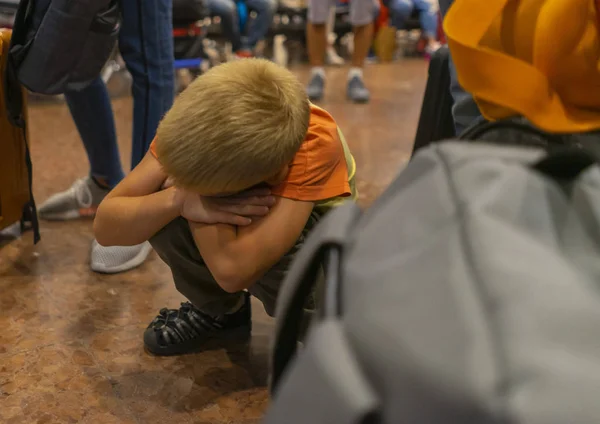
[145,211,321,355]
[388,0,414,29]
[413,0,440,52]
[119,0,175,169]
[89,0,176,275]
[438,0,481,134]
[244,0,277,50]
[38,77,125,221]
[347,0,375,103]
[65,78,125,189]
[247,212,321,317]
[207,0,244,53]
[306,0,332,101]
[145,217,251,356]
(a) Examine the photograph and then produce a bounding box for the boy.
[93,59,357,356]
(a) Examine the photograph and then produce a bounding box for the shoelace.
[70,178,93,209]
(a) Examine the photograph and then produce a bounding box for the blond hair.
[155,59,310,194]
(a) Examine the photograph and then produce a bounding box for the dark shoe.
[306,73,325,101]
[347,76,370,103]
[144,292,252,356]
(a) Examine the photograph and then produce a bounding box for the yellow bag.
[444,0,600,133]
[374,24,397,63]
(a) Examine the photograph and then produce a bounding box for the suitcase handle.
[270,202,361,393]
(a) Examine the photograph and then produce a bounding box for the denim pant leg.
[438,0,482,134]
[119,0,175,169]
[64,77,125,189]
[389,0,413,29]
[413,0,438,38]
[245,0,276,48]
[207,0,243,52]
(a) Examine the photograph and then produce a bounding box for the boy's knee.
[149,217,196,260]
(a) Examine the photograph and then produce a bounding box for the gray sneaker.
[306,73,325,101]
[38,177,109,221]
[90,240,153,274]
[347,76,370,103]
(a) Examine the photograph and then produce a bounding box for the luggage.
[9,0,121,95]
[0,29,39,241]
[413,45,455,154]
[266,120,600,424]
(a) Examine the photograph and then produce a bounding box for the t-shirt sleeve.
[149,137,158,158]
[271,106,352,202]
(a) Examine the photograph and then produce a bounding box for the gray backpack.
[9,0,120,94]
[266,123,600,423]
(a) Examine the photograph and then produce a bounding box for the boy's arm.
[189,198,314,293]
[94,152,181,246]
[94,151,276,247]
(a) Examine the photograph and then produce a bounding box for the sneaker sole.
[144,326,252,357]
[90,242,153,274]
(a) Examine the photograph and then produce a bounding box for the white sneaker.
[90,240,153,274]
[38,177,109,221]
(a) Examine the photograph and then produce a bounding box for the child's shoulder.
[304,103,341,152]
[270,104,353,202]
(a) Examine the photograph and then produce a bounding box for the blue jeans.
[64,0,175,188]
[207,0,276,51]
[438,0,481,135]
[389,0,438,38]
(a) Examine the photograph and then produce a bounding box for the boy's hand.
[178,187,275,226]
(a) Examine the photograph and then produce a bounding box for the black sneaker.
[143,292,252,356]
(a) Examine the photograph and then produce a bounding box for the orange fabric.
[444,0,600,133]
[271,104,351,202]
[149,104,352,202]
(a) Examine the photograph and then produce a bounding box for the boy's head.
[155,59,310,195]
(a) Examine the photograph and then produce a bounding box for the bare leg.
[346,22,373,103]
[306,22,327,100]
[351,22,374,68]
[307,22,327,67]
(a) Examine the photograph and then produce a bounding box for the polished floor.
[0,61,427,423]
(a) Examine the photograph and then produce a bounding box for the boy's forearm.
[94,187,181,246]
[189,222,261,293]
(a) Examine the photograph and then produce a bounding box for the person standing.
[38,0,175,274]
[305,0,379,103]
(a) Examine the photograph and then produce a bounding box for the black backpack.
[9,0,121,95]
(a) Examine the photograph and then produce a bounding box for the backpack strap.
[270,202,361,393]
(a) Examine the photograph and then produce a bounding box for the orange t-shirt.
[270,104,353,203]
[150,104,355,208]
